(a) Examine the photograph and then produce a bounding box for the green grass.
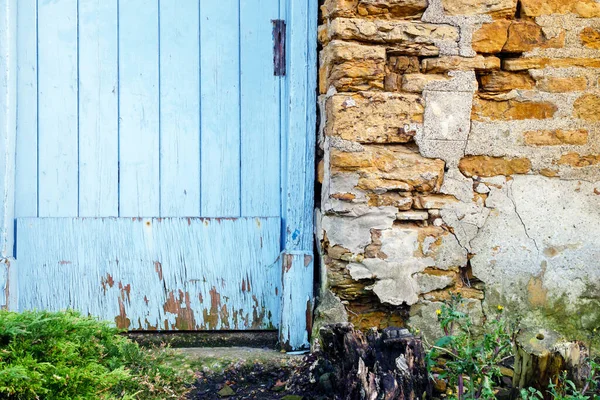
[0,310,195,399]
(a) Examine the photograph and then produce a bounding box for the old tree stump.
[318,323,431,400]
[513,328,589,394]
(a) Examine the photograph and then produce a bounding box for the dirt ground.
[181,347,328,400]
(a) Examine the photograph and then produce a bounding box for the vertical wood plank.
[279,0,318,351]
[240,0,280,217]
[78,0,118,217]
[119,0,159,217]
[282,0,316,251]
[0,0,17,310]
[159,0,200,217]
[37,0,79,217]
[200,0,241,217]
[15,0,37,218]
[280,253,313,350]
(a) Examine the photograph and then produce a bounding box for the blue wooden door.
[7,0,317,347]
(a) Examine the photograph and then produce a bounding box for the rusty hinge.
[272,19,286,76]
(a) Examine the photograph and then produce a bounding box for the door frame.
[0,0,318,350]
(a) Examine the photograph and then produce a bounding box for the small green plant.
[520,359,600,400]
[425,293,514,400]
[0,310,195,399]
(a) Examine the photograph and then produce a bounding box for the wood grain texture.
[37,0,79,217]
[78,0,119,217]
[200,0,241,217]
[240,0,280,217]
[278,0,318,350]
[118,0,160,217]
[279,252,314,350]
[17,217,282,330]
[159,0,200,217]
[0,0,17,307]
[14,0,37,219]
[282,0,316,251]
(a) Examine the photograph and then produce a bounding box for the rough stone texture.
[357,0,429,19]
[317,0,600,344]
[479,71,535,92]
[326,92,424,143]
[503,57,600,71]
[520,0,600,18]
[459,156,532,177]
[523,130,589,146]
[441,0,517,18]
[573,94,600,121]
[580,27,600,50]
[320,41,386,93]
[326,18,459,46]
[330,145,445,192]
[472,20,565,53]
[422,55,500,73]
[472,98,557,121]
[536,76,587,93]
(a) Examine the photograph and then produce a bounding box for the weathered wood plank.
[118,0,159,217]
[278,0,318,350]
[14,0,37,218]
[0,0,17,308]
[240,0,280,217]
[200,0,241,217]
[78,0,119,217]
[279,253,313,350]
[282,0,316,251]
[16,217,282,330]
[159,0,200,217]
[37,0,79,217]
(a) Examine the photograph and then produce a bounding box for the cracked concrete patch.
[471,175,600,326]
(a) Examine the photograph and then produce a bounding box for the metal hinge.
[272,19,286,76]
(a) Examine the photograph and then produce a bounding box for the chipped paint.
[16,217,282,331]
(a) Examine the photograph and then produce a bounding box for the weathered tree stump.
[318,323,431,400]
[513,328,589,395]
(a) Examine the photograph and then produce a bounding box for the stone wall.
[315,0,600,341]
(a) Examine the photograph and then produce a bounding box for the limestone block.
[357,0,428,18]
[573,94,600,121]
[472,20,510,53]
[441,0,518,18]
[330,145,446,192]
[557,153,600,167]
[322,0,359,19]
[327,18,459,45]
[396,211,428,221]
[459,155,532,177]
[503,58,600,71]
[523,130,588,146]
[401,74,450,93]
[413,194,459,209]
[479,71,535,92]
[580,27,600,49]
[367,192,414,209]
[422,56,500,73]
[536,76,587,93]
[472,98,557,121]
[503,21,565,53]
[520,0,600,18]
[320,41,386,93]
[326,92,424,143]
